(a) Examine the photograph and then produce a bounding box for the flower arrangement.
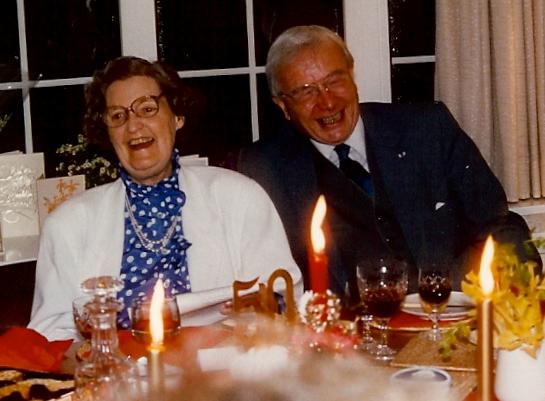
[0,113,11,132]
[441,241,545,358]
[56,134,118,189]
[464,242,545,356]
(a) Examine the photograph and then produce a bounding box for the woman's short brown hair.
[83,56,195,156]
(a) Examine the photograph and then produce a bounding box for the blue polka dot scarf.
[117,150,192,328]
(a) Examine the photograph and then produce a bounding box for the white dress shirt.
[310,117,369,170]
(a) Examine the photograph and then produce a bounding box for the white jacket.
[28,164,302,340]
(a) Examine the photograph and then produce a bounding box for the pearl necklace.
[125,194,181,255]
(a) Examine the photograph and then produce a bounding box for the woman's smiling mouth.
[129,137,154,149]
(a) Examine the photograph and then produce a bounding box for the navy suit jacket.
[238,101,539,296]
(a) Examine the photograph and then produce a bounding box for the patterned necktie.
[334,143,374,197]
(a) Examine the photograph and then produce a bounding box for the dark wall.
[0,261,35,329]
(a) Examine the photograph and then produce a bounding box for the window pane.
[178,76,252,169]
[24,0,121,80]
[257,73,285,140]
[0,90,25,153]
[389,0,435,57]
[0,0,21,82]
[253,0,344,65]
[391,63,435,103]
[156,0,248,70]
[30,86,86,177]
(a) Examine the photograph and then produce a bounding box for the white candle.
[477,236,495,401]
[147,279,165,397]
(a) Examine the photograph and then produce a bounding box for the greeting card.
[0,152,45,237]
[36,175,86,229]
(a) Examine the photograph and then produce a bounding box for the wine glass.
[357,256,408,361]
[345,280,376,353]
[130,296,181,343]
[418,266,452,341]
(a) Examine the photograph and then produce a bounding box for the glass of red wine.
[130,296,181,343]
[418,266,452,341]
[357,257,408,361]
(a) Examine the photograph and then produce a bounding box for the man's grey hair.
[265,25,354,97]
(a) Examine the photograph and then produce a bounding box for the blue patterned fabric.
[117,151,192,328]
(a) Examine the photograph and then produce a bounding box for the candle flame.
[479,236,495,296]
[150,279,165,345]
[310,195,327,253]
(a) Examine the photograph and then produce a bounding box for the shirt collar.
[310,116,368,168]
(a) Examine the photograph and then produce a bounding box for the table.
[60,318,477,401]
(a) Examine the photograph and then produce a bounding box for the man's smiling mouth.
[319,111,342,126]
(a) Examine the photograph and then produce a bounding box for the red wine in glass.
[418,269,452,341]
[419,279,452,306]
[365,287,405,318]
[357,257,408,361]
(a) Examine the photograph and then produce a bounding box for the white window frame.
[5,0,398,153]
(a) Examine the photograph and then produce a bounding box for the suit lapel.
[311,146,391,294]
[362,104,416,266]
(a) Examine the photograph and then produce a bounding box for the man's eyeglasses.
[103,93,164,128]
[279,70,352,104]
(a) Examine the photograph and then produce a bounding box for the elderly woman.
[28,56,302,340]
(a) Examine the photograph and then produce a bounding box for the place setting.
[390,266,478,374]
[393,267,475,333]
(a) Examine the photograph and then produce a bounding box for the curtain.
[435,0,545,202]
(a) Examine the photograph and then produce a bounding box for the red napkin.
[389,311,469,330]
[0,327,73,372]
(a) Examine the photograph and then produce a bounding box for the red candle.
[309,195,328,293]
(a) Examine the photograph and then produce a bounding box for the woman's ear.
[175,115,185,130]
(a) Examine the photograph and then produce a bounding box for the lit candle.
[477,236,495,401]
[147,279,165,397]
[309,195,328,293]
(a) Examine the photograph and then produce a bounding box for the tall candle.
[147,279,165,398]
[477,236,495,401]
[309,195,328,293]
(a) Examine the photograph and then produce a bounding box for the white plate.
[401,291,474,320]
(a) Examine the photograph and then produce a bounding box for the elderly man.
[238,25,539,297]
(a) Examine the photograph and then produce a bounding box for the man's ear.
[175,115,185,130]
[272,96,291,121]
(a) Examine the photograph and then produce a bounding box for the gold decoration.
[232,268,297,323]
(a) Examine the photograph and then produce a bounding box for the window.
[389,0,436,103]
[0,0,120,178]
[154,0,343,166]
[0,0,24,153]
[2,0,435,177]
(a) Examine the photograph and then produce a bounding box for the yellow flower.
[462,243,545,357]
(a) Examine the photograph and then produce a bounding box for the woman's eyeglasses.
[103,93,164,128]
